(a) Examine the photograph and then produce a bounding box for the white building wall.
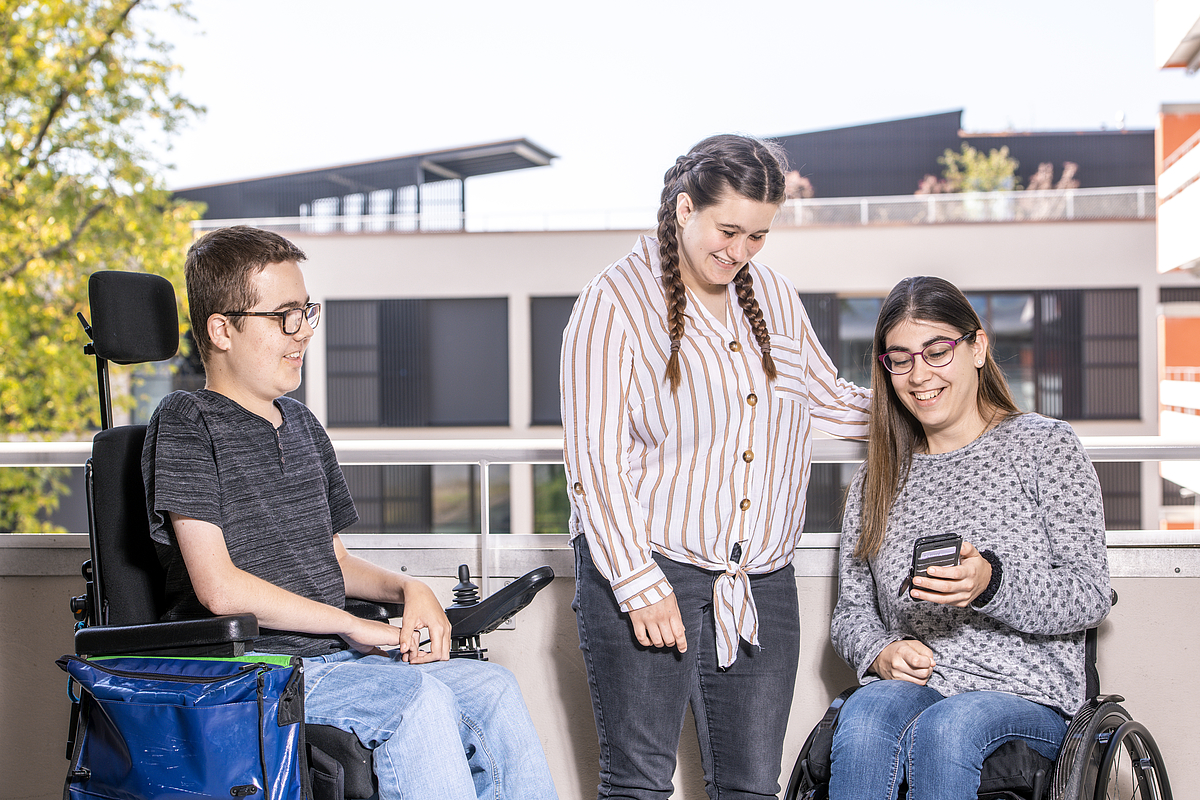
[284,219,1196,529]
[290,220,1192,438]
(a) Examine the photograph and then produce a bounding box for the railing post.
[480,459,491,594]
[860,198,869,225]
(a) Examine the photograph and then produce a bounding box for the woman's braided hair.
[656,134,788,392]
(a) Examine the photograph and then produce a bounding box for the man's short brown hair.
[185,226,307,367]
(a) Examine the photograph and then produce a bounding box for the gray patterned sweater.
[830,413,1111,714]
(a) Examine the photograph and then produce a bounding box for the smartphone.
[899,533,963,598]
[912,533,963,579]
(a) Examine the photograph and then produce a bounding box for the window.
[975,289,1139,420]
[1094,463,1141,530]
[838,297,883,389]
[326,298,509,427]
[969,293,1035,411]
[533,464,571,533]
[796,288,1141,533]
[343,464,511,534]
[530,296,578,426]
[802,289,1139,421]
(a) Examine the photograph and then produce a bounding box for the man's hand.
[871,639,936,684]
[339,616,403,656]
[333,535,451,662]
[910,540,992,607]
[628,593,688,653]
[396,579,452,663]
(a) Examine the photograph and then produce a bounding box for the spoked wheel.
[1050,697,1172,800]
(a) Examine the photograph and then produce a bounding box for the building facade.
[1155,1,1200,528]
[70,117,1193,536]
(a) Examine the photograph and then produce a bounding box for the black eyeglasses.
[222,302,321,335]
[878,331,975,375]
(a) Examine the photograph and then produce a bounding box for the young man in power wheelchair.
[68,225,558,800]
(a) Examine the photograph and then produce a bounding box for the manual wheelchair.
[63,269,553,800]
[784,591,1172,800]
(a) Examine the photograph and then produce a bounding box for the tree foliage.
[0,0,203,531]
[937,143,1022,193]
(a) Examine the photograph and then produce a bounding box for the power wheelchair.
[64,269,554,799]
[785,592,1172,800]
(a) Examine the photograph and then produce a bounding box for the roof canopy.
[174,138,557,220]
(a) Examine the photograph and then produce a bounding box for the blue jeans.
[573,537,800,800]
[828,680,1067,800]
[296,649,557,800]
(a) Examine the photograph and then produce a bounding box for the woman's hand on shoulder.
[871,639,936,684]
[628,594,688,653]
[910,540,992,607]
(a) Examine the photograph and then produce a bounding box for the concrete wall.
[5,537,1196,800]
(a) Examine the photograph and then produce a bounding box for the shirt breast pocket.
[767,333,809,406]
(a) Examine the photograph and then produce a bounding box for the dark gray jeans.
[572,536,800,800]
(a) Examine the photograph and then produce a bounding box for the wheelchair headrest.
[88,271,180,365]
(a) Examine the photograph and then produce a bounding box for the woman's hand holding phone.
[910,540,993,607]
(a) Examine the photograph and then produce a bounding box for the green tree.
[938,143,1022,193]
[0,0,203,532]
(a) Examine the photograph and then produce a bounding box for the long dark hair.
[655,134,788,392]
[856,276,1021,559]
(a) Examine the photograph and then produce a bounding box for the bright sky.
[145,0,1198,221]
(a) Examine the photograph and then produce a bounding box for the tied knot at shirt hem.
[713,565,759,669]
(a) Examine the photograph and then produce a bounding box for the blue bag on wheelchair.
[58,654,310,800]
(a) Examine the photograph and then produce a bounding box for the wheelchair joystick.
[450,564,481,607]
[448,565,486,660]
[445,564,555,661]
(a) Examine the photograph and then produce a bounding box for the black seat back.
[86,425,164,626]
[82,270,181,626]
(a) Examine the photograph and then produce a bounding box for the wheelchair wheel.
[1049,697,1172,800]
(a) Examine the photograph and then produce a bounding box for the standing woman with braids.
[561,134,871,800]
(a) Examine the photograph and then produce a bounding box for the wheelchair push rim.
[1050,699,1172,800]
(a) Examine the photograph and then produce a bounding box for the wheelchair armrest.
[345,598,403,624]
[73,614,259,657]
[445,566,554,639]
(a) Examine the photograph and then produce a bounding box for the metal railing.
[780,185,1156,226]
[188,186,1156,235]
[1164,367,1200,382]
[5,435,1199,583]
[6,434,1199,469]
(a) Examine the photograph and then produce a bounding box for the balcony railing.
[781,185,1156,226]
[188,186,1156,235]
[4,435,1198,587]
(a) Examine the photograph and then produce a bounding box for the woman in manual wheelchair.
[826,275,1112,799]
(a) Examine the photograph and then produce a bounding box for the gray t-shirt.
[830,413,1111,713]
[142,389,358,656]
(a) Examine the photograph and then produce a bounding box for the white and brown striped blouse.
[561,235,871,667]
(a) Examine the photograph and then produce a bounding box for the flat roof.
[174,138,557,220]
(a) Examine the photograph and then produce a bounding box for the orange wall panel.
[1158,111,1200,172]
[1164,317,1200,367]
